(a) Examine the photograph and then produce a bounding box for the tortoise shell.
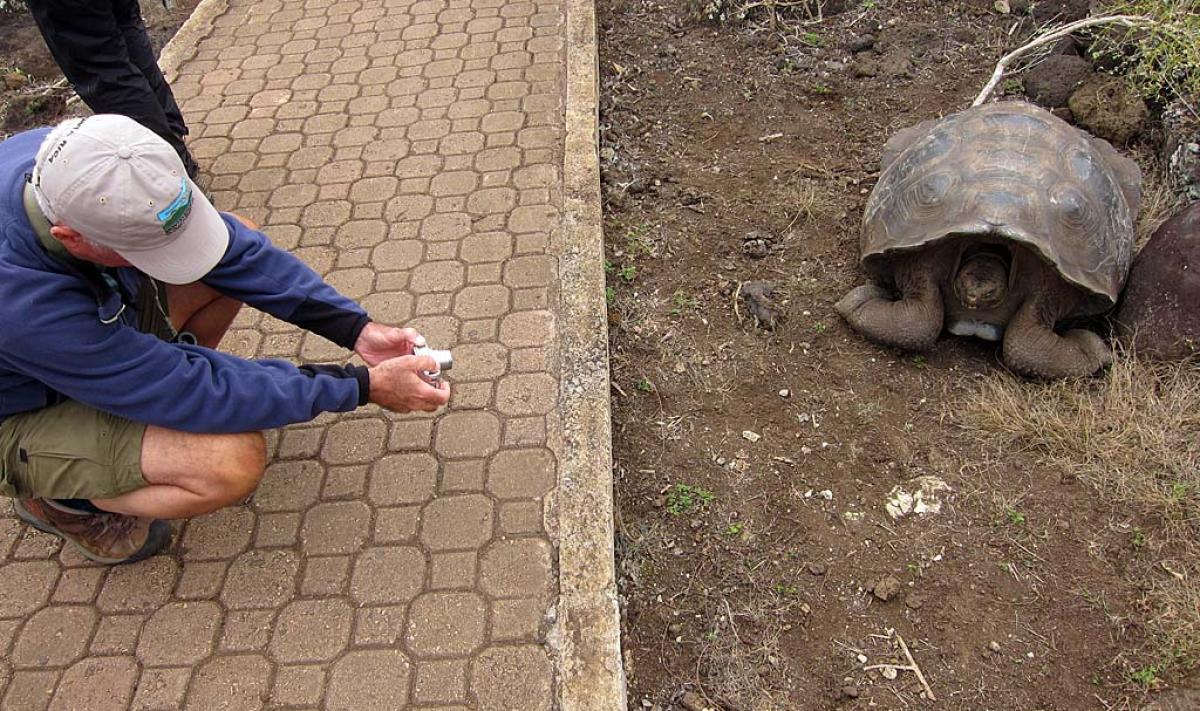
[861,101,1142,313]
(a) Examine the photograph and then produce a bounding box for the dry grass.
[957,355,1200,674]
[1134,155,1184,247]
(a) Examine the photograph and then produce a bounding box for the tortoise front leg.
[1001,287,1112,379]
[835,259,944,351]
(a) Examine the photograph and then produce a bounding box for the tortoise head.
[952,245,1010,311]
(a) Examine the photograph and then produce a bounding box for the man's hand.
[367,356,451,413]
[355,322,423,366]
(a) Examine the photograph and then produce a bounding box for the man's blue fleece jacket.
[0,127,372,432]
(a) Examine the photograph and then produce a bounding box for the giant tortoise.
[836,101,1142,378]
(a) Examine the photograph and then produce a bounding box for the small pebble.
[778,388,790,398]
[989,640,1002,653]
[841,685,861,699]
[872,575,902,601]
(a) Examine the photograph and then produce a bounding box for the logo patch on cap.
[157,179,193,235]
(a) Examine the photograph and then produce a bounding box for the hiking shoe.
[13,498,171,565]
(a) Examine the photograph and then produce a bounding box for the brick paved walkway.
[0,0,577,708]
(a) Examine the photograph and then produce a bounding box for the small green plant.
[910,354,927,367]
[605,286,615,306]
[774,582,799,596]
[619,265,637,282]
[1002,78,1023,94]
[666,484,715,515]
[670,290,698,315]
[1131,527,1147,548]
[1091,2,1200,106]
[625,224,650,257]
[812,322,827,334]
[726,522,744,536]
[1129,664,1161,688]
[906,562,921,573]
[800,32,823,47]
[604,259,615,274]
[635,378,654,393]
[1004,507,1027,526]
[809,83,833,95]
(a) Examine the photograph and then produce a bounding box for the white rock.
[742,430,762,443]
[885,475,952,519]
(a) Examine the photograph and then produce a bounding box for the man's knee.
[203,432,266,506]
[216,432,265,499]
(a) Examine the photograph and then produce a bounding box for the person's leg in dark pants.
[24,0,199,178]
[110,0,199,178]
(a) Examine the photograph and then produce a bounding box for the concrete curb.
[157,0,230,83]
[553,0,627,707]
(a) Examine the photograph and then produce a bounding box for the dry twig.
[973,14,1152,106]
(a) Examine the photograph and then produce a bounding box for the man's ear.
[49,225,83,245]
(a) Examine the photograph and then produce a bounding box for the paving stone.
[89,615,143,656]
[0,561,59,618]
[3,670,58,711]
[219,610,275,652]
[300,555,351,596]
[271,598,353,662]
[487,448,556,499]
[369,452,438,505]
[96,557,178,613]
[50,567,104,604]
[137,602,221,666]
[323,465,368,499]
[256,512,302,547]
[374,506,422,543]
[131,667,191,711]
[184,655,271,711]
[480,538,553,600]
[49,656,137,711]
[405,591,486,657]
[221,550,299,609]
[322,418,387,463]
[495,372,558,415]
[471,645,553,711]
[271,665,326,706]
[351,546,427,605]
[454,284,510,319]
[420,494,495,551]
[500,501,544,533]
[434,411,501,458]
[301,501,371,555]
[491,597,546,642]
[12,606,96,668]
[181,507,254,560]
[430,552,477,589]
[254,460,324,512]
[499,310,554,347]
[413,658,469,704]
[441,459,486,492]
[326,650,411,711]
[173,561,227,600]
[352,605,408,646]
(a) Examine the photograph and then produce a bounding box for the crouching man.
[0,115,450,564]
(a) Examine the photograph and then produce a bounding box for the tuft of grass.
[1091,1,1200,110]
[957,355,1200,672]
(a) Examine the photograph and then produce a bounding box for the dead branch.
[973,14,1152,107]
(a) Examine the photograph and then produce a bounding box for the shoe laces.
[84,512,141,542]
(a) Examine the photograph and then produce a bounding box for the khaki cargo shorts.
[0,277,175,500]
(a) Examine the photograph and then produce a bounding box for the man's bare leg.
[167,282,242,349]
[93,427,266,519]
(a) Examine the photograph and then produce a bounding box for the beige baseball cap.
[31,114,228,285]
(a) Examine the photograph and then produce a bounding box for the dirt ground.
[0,0,202,136]
[597,0,1194,709]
